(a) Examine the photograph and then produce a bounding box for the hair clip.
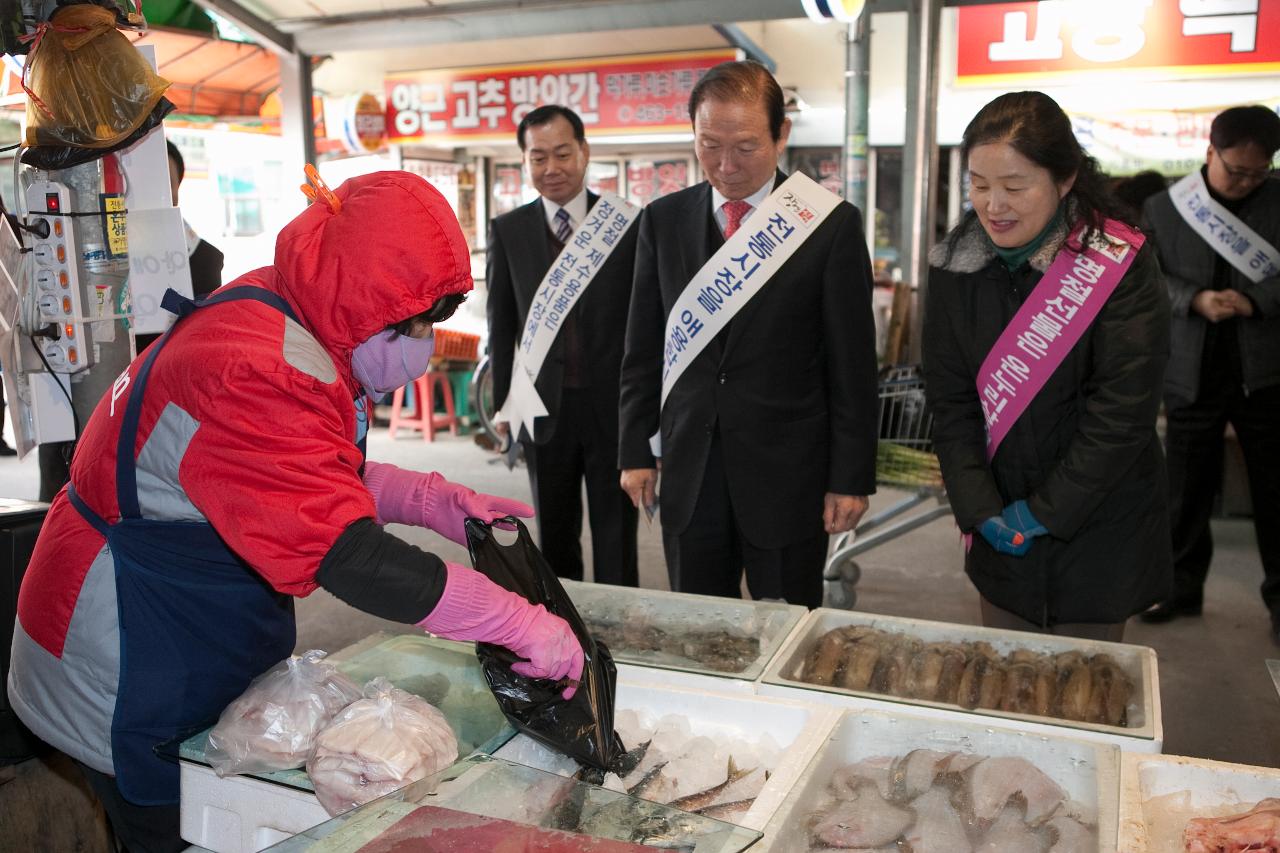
[300,164,341,214]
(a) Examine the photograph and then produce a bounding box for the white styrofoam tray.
[1118,751,1280,851]
[761,608,1162,749]
[492,677,841,832]
[562,579,808,681]
[757,707,1121,852]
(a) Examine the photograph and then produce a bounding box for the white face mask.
[350,328,435,394]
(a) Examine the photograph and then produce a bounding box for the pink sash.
[977,219,1145,461]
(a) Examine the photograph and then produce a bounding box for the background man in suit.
[618,60,878,608]
[487,105,639,586]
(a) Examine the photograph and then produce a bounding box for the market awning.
[126,25,281,117]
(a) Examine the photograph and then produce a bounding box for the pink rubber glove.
[363,461,534,546]
[418,562,584,700]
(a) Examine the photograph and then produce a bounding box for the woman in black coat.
[922,91,1172,641]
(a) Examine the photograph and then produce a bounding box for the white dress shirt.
[542,187,589,234]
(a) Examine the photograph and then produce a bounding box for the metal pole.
[278,51,316,211]
[843,12,871,222]
[900,0,941,364]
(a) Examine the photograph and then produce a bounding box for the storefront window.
[625,157,692,207]
[587,160,621,197]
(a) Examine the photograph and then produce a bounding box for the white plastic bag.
[307,676,459,816]
[205,650,362,777]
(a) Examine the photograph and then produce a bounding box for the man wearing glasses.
[1141,105,1280,643]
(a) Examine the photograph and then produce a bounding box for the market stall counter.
[760,608,1162,753]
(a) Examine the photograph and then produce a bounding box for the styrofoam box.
[562,579,808,682]
[760,608,1163,752]
[1118,751,1280,851]
[613,660,757,695]
[757,707,1121,852]
[492,677,841,832]
[180,762,332,853]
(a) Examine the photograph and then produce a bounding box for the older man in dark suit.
[487,105,639,586]
[619,61,878,608]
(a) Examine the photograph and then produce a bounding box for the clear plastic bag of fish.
[205,649,362,778]
[308,677,459,816]
[465,517,623,773]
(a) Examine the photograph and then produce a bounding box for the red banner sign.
[957,0,1280,82]
[385,49,738,144]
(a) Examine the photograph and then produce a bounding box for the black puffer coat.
[922,213,1173,626]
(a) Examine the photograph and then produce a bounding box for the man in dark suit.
[487,105,639,586]
[618,61,878,608]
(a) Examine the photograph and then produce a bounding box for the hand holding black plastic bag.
[465,517,623,772]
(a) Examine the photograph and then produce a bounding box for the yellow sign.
[102,194,127,258]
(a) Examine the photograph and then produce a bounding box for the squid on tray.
[800,626,1134,727]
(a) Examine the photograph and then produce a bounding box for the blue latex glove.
[978,516,1033,556]
[1002,499,1049,539]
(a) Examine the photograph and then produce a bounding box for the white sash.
[1169,170,1280,285]
[649,172,841,456]
[497,192,640,441]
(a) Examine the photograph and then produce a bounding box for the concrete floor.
[2,415,1277,822]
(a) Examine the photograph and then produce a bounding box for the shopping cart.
[823,365,952,609]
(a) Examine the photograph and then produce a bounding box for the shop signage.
[1069,100,1280,175]
[339,93,387,154]
[957,0,1280,83]
[385,49,738,144]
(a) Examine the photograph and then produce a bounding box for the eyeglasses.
[1214,148,1275,183]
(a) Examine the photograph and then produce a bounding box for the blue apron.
[66,286,316,805]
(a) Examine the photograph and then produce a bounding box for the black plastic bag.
[465,517,622,772]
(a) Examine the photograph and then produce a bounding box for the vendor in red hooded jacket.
[7,171,583,852]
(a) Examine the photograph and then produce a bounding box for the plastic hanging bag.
[307,677,460,817]
[204,650,362,778]
[465,517,623,773]
[22,4,170,150]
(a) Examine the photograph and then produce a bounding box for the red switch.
[45,192,60,212]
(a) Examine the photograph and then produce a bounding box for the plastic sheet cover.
[466,518,623,772]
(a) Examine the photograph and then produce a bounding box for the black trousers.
[76,761,185,853]
[1165,383,1280,617]
[525,388,638,586]
[662,432,828,608]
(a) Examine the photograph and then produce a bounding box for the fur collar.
[929,210,1071,274]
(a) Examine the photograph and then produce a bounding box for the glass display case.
[179,633,514,792]
[263,755,763,852]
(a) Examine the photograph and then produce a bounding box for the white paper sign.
[126,207,193,334]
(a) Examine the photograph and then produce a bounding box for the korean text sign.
[385,49,737,144]
[957,0,1280,82]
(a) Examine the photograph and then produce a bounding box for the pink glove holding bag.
[419,562,584,699]
[363,461,533,545]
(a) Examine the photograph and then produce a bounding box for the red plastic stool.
[388,370,459,441]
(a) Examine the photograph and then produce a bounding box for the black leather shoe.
[1139,598,1203,623]
[0,443,16,457]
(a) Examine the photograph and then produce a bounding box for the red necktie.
[722,200,752,239]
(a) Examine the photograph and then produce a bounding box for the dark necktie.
[722,200,752,238]
[554,207,572,243]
